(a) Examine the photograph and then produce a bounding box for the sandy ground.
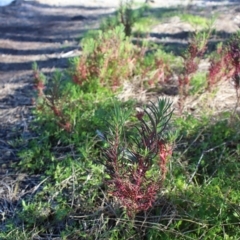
[25,0,189,8]
[2,0,239,8]
[32,0,240,8]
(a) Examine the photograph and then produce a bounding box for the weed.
[224,33,240,110]
[98,99,173,218]
[180,14,210,29]
[78,25,142,90]
[101,0,147,37]
[178,29,211,113]
[207,32,240,111]
[133,16,158,36]
[189,72,207,95]
[207,43,226,91]
[5,4,240,239]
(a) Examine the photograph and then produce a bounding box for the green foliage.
[79,25,141,88]
[4,3,240,240]
[189,72,207,95]
[158,113,240,239]
[180,14,212,29]
[100,0,148,36]
[133,16,158,35]
[98,99,173,217]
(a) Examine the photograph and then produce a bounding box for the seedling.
[98,99,173,217]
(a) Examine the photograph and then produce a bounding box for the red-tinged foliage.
[33,67,73,133]
[178,75,190,113]
[72,57,91,86]
[71,27,174,91]
[101,100,173,218]
[106,139,172,218]
[153,59,173,85]
[51,106,62,117]
[207,35,240,92]
[135,110,144,121]
[207,58,225,90]
[33,70,45,97]
[158,140,172,181]
[225,39,240,90]
[58,121,72,133]
[110,173,159,218]
[71,40,135,89]
[188,41,206,59]
[184,58,198,76]
[178,36,209,113]
[35,81,45,96]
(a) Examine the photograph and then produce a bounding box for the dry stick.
[69,206,110,219]
[20,177,49,198]
[176,127,205,171]
[181,128,205,157]
[205,146,225,186]
[115,218,196,240]
[187,142,226,185]
[71,163,76,208]
[188,152,204,184]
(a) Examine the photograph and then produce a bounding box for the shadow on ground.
[0,1,116,212]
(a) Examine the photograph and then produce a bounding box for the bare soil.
[0,0,240,215]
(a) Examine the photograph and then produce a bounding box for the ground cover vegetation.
[1,1,240,239]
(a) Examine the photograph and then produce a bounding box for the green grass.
[1,3,240,240]
[133,16,159,34]
[189,72,207,95]
[179,13,211,29]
